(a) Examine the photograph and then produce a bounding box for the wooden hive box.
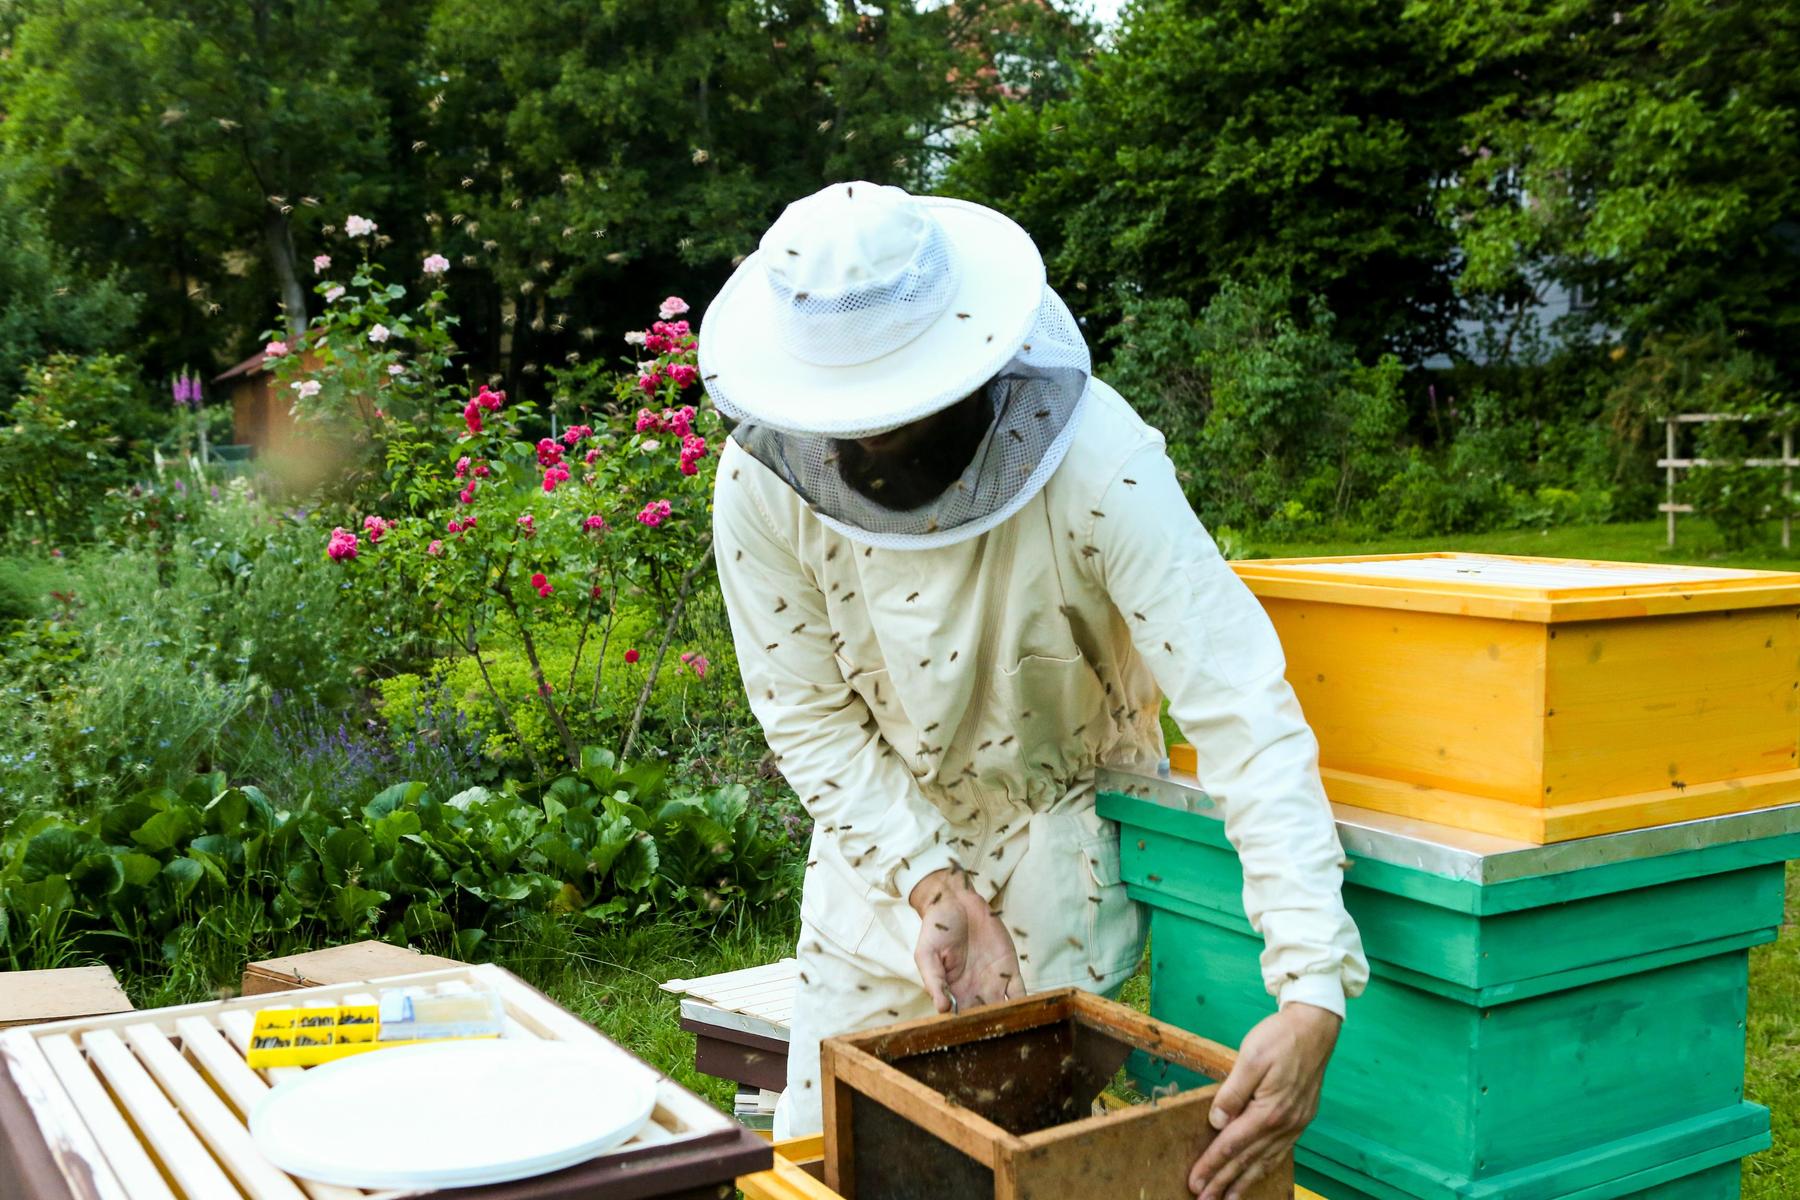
[0,963,769,1200]
[1099,767,1800,1200]
[0,968,134,1030]
[1225,552,1800,843]
[821,988,1289,1200]
[240,940,466,996]
[737,1135,1329,1200]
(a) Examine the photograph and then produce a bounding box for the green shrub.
[375,602,743,771]
[0,753,800,973]
[1106,279,1409,532]
[0,354,166,545]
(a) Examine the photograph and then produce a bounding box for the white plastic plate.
[249,1038,659,1189]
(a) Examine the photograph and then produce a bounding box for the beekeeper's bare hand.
[1188,1003,1339,1200]
[909,866,1023,1013]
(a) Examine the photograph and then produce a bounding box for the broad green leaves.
[0,757,798,969]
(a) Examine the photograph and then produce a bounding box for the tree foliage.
[948,0,1466,360]
[1423,0,1800,377]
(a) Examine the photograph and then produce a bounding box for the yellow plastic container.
[1222,553,1800,843]
[244,989,501,1068]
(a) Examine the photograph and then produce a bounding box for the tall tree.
[418,0,1095,389]
[948,0,1468,361]
[1425,0,1800,379]
[2,0,429,340]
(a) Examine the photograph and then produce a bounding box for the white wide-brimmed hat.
[699,182,1048,437]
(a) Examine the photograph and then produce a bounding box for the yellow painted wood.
[1232,552,1800,623]
[1219,553,1800,842]
[1263,599,1548,804]
[736,1137,1328,1200]
[1543,610,1799,803]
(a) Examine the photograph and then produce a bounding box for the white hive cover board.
[1292,555,1761,591]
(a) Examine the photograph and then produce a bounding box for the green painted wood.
[1109,792,1789,996]
[1103,785,1792,1200]
[1096,791,1800,917]
[1297,1158,1747,1200]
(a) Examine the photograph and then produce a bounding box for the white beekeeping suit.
[700,182,1368,1136]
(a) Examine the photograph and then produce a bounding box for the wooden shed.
[212,344,321,460]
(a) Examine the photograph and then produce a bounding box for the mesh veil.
[727,287,1090,551]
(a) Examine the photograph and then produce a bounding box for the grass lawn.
[566,518,1796,1195]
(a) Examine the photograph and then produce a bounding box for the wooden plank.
[1263,600,1549,806]
[81,1028,241,1199]
[821,1041,856,1200]
[171,1020,362,1200]
[0,968,134,1030]
[1544,610,1799,804]
[1066,992,1237,1081]
[3,1030,139,1200]
[1006,1085,1288,1200]
[1656,457,1800,469]
[124,1023,308,1200]
[661,959,798,995]
[837,991,1075,1062]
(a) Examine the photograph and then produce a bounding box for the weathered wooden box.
[1225,553,1800,843]
[1100,768,1800,1200]
[822,988,1290,1200]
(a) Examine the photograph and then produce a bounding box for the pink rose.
[362,514,391,543]
[667,405,697,438]
[325,285,346,303]
[517,514,535,537]
[624,649,640,664]
[367,324,391,344]
[422,253,450,275]
[454,455,471,479]
[474,462,491,477]
[582,514,606,532]
[446,519,463,533]
[536,438,564,468]
[475,385,505,411]
[345,214,377,238]
[459,481,478,505]
[530,571,553,598]
[562,424,593,446]
[542,463,570,493]
[636,499,673,528]
[463,400,484,435]
[668,363,699,390]
[585,447,601,464]
[312,254,331,274]
[264,340,289,359]
[635,408,662,433]
[658,296,690,320]
[427,539,444,556]
[637,371,662,396]
[326,527,358,561]
[388,364,404,376]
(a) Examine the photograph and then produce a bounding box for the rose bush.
[272,231,723,772]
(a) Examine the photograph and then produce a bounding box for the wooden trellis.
[1659,412,1797,548]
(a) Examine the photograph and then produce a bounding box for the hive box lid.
[1230,552,1800,622]
[0,967,133,1029]
[241,940,465,995]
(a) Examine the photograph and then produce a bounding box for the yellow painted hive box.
[1222,552,1800,843]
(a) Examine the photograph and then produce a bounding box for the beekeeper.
[702,182,1368,1199]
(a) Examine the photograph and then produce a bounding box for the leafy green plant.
[0,354,165,545]
[0,752,799,973]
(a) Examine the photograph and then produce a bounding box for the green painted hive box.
[1096,768,1800,1200]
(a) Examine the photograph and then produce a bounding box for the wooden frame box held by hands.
[821,988,1289,1200]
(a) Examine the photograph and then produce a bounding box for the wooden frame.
[1658,412,1798,548]
[0,964,768,1199]
[821,988,1289,1200]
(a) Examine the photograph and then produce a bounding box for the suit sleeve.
[713,447,959,902]
[1083,442,1370,1016]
